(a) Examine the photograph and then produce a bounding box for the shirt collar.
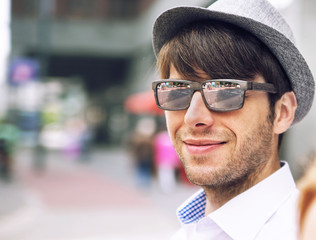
[176,161,297,240]
[177,188,206,224]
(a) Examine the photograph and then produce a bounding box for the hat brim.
[153,6,314,125]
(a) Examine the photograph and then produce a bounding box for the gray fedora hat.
[152,0,314,125]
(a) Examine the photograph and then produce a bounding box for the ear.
[273,91,297,134]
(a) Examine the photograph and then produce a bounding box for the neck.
[203,173,255,214]
[203,157,281,215]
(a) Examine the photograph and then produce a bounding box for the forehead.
[169,64,210,82]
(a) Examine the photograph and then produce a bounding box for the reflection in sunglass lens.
[156,82,192,110]
[203,81,243,110]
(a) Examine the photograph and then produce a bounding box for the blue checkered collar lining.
[177,189,206,224]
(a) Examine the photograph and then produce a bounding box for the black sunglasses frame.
[152,79,277,112]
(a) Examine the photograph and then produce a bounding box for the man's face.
[165,67,278,189]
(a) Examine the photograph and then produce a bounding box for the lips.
[183,139,226,154]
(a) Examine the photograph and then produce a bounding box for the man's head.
[151,0,314,190]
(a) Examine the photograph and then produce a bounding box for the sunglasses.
[152,79,277,112]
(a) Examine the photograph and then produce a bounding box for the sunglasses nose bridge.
[189,82,204,96]
[185,82,205,108]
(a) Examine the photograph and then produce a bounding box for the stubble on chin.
[173,128,234,187]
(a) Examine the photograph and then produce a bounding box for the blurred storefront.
[8,0,212,147]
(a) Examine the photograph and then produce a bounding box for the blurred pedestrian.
[0,139,12,180]
[297,159,316,240]
[128,117,156,188]
[0,122,20,180]
[151,0,314,239]
[153,130,180,193]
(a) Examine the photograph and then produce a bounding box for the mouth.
[183,139,227,154]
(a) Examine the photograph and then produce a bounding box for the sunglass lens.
[156,82,191,110]
[203,82,243,111]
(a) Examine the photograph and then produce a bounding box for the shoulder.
[170,228,187,240]
[257,189,299,240]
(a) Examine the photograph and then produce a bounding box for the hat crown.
[209,0,295,43]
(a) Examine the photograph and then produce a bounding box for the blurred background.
[0,0,315,239]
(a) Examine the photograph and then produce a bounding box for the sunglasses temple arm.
[250,82,277,94]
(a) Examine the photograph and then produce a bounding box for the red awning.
[124,90,164,115]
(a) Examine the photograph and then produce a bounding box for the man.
[151,0,314,239]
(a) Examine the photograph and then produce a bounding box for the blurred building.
[9,0,211,146]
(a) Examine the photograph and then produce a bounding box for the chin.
[185,169,216,186]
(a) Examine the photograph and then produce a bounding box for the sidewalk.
[0,146,198,240]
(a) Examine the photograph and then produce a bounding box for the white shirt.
[171,162,299,240]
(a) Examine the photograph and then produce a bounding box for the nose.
[184,91,215,128]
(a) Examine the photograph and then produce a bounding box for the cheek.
[165,111,184,140]
[237,97,271,128]
[218,109,263,144]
